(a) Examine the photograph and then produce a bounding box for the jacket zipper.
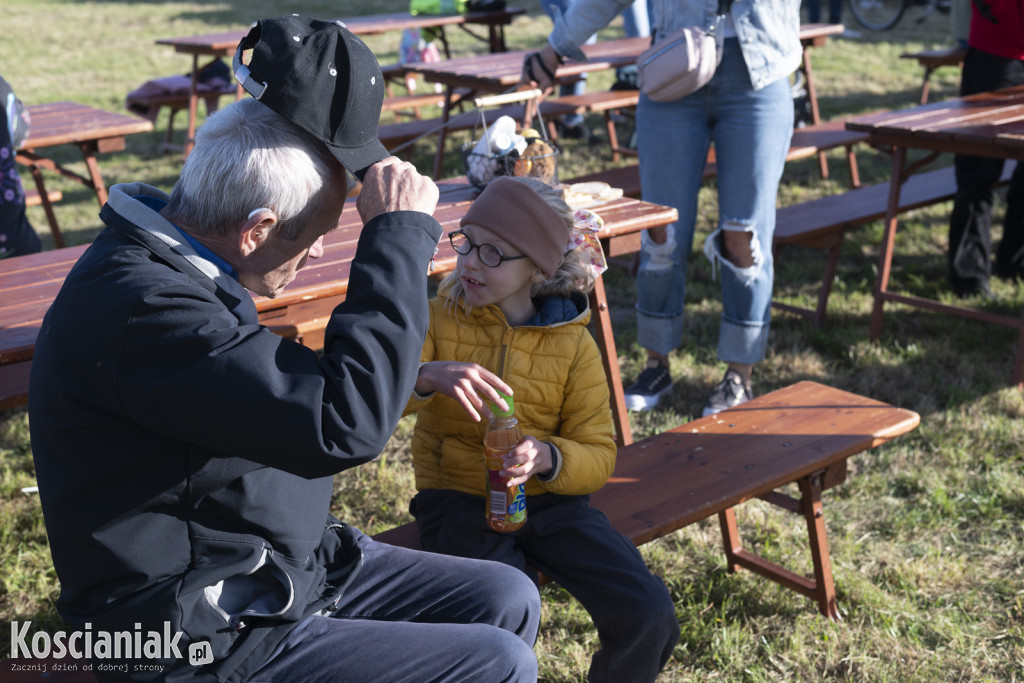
[497,326,514,378]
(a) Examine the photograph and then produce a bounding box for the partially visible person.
[29,16,539,682]
[948,0,1024,297]
[405,176,680,682]
[803,0,843,24]
[949,0,971,47]
[540,0,651,140]
[524,0,801,416]
[0,75,41,258]
[621,0,653,37]
[540,0,598,138]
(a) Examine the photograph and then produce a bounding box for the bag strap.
[709,0,735,34]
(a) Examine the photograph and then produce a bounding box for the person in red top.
[947,0,1024,297]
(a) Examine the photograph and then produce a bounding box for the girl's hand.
[501,436,552,487]
[415,361,512,421]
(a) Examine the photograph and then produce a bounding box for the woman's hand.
[415,361,512,421]
[520,44,562,93]
[501,436,553,487]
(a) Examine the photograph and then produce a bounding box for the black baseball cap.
[233,15,389,181]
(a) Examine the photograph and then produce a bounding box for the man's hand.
[415,361,513,422]
[521,44,561,93]
[357,157,439,225]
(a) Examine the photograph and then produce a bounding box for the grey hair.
[438,177,595,316]
[164,98,343,241]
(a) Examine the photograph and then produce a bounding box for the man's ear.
[238,208,278,257]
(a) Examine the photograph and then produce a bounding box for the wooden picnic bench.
[0,382,921,682]
[376,380,921,620]
[125,75,238,153]
[567,119,869,195]
[900,45,967,105]
[156,7,526,156]
[570,159,1015,327]
[772,162,1016,325]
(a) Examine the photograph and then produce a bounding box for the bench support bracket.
[718,469,842,622]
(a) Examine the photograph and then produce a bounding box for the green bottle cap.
[491,390,514,417]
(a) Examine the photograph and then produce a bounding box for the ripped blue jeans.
[635,38,793,365]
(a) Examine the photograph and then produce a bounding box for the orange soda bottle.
[483,391,527,532]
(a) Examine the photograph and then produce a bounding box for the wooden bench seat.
[544,89,640,161]
[772,162,1016,325]
[0,361,31,413]
[374,381,921,620]
[2,383,912,679]
[23,188,62,207]
[125,82,237,152]
[0,383,917,683]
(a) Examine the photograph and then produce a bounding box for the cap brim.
[327,138,390,182]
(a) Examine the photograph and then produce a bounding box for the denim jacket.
[549,0,802,90]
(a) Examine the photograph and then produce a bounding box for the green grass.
[3,1,1024,680]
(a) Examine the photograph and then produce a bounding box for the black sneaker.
[624,363,672,412]
[702,370,752,417]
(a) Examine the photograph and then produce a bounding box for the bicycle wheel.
[848,0,906,30]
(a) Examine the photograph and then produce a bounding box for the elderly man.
[29,16,539,683]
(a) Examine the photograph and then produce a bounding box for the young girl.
[405,176,679,682]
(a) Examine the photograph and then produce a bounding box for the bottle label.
[507,483,526,523]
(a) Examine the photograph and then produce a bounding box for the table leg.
[798,473,841,621]
[800,47,830,180]
[488,24,505,53]
[588,275,633,447]
[185,54,200,158]
[431,87,457,180]
[73,142,109,206]
[25,166,64,248]
[435,27,452,59]
[920,66,936,105]
[870,145,907,341]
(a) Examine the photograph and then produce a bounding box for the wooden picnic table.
[0,177,677,443]
[15,101,154,248]
[403,36,649,176]
[405,24,845,178]
[845,85,1024,385]
[156,7,526,156]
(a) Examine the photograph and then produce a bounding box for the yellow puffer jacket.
[405,293,616,498]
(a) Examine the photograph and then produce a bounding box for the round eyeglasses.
[449,230,528,268]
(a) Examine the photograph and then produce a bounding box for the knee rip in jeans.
[639,224,677,272]
[703,220,764,285]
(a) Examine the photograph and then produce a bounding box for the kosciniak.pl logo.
[10,621,212,669]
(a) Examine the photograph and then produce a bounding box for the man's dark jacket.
[28,183,443,682]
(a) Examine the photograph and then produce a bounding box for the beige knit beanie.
[460,177,571,278]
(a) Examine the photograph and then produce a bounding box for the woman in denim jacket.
[525,0,801,416]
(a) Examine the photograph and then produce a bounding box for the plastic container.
[483,391,527,532]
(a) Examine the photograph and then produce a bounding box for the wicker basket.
[460,89,560,189]
[462,139,559,189]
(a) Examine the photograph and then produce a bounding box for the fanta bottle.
[483,391,527,532]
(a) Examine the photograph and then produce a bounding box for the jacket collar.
[101,183,257,322]
[469,291,591,329]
